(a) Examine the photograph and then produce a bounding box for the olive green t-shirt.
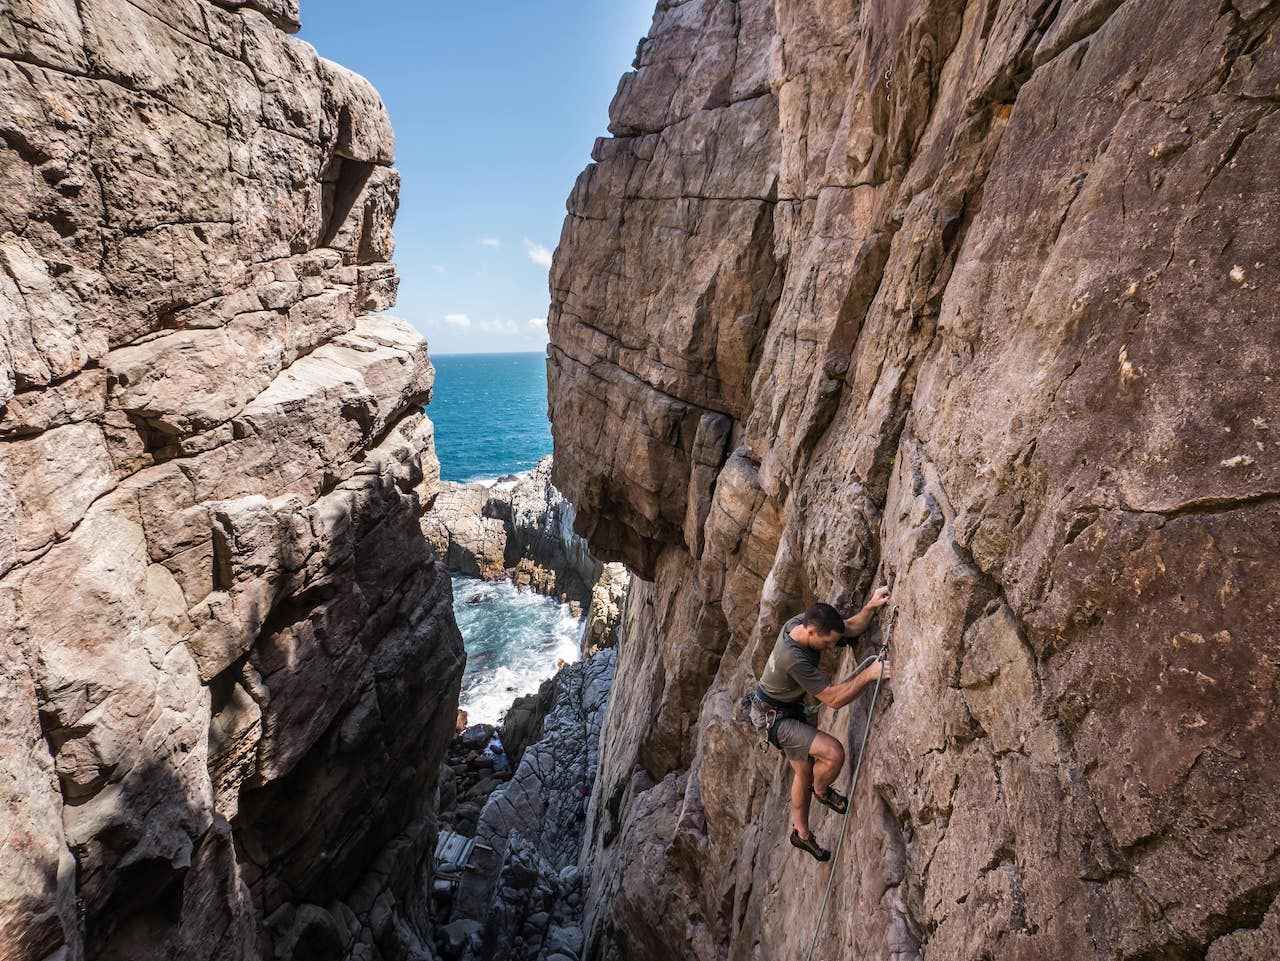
[758,614,832,704]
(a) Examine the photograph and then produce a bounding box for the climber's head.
[799,602,845,649]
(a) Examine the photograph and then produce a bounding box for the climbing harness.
[801,624,893,961]
[747,688,807,754]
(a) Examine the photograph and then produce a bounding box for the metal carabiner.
[758,708,777,753]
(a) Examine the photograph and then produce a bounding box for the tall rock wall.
[0,4,464,960]
[548,1,1279,960]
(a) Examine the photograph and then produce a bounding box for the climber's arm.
[813,659,891,710]
[842,585,891,637]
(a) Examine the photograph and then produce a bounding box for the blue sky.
[299,2,655,355]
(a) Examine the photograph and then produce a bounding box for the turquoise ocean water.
[429,351,581,724]
[429,352,553,483]
[451,575,582,724]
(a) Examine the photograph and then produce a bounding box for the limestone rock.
[548,2,1280,960]
[0,5,463,960]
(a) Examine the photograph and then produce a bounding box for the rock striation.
[0,4,463,960]
[549,2,1279,960]
[423,456,603,604]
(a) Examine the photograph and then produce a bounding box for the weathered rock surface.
[500,678,558,770]
[437,725,513,839]
[549,2,1280,960]
[0,4,463,960]
[581,563,629,655]
[423,456,603,603]
[424,482,511,580]
[451,650,616,961]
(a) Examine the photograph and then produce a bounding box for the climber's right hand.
[861,658,891,684]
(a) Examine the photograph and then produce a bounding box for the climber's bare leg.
[789,758,814,837]
[809,731,846,796]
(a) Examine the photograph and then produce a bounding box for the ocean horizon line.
[431,349,549,358]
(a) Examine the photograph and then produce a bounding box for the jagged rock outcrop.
[451,650,616,961]
[549,2,1279,960]
[581,563,629,655]
[0,4,463,960]
[500,678,558,770]
[424,483,511,580]
[423,457,602,603]
[437,725,514,839]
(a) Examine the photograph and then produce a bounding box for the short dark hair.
[802,602,845,636]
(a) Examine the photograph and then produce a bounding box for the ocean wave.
[453,574,583,725]
[459,469,533,490]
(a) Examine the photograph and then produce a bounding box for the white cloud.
[523,239,553,268]
[480,319,520,334]
[432,264,446,273]
[444,313,472,328]
[479,237,501,248]
[528,317,547,328]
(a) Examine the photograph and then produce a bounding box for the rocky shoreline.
[434,649,618,961]
[424,456,609,608]
[423,456,629,960]
[426,453,629,722]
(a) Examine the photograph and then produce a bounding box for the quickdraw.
[758,708,776,753]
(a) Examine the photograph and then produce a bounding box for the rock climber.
[745,588,892,861]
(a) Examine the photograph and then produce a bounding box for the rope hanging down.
[801,614,894,961]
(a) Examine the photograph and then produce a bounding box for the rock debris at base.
[445,650,616,961]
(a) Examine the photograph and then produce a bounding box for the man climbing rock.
[747,588,891,861]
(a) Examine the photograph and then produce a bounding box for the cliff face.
[0,4,463,960]
[548,2,1279,960]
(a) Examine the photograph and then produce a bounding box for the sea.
[430,352,554,483]
[429,352,582,725]
[451,574,582,725]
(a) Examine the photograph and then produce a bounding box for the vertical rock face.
[549,2,1279,960]
[0,4,464,960]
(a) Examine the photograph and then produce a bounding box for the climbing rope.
[801,617,894,961]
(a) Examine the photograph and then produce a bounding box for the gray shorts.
[748,699,818,761]
[772,717,819,761]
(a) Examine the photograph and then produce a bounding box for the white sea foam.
[461,464,535,487]
[453,574,583,725]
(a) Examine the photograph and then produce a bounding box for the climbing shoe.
[789,829,831,862]
[813,786,848,814]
